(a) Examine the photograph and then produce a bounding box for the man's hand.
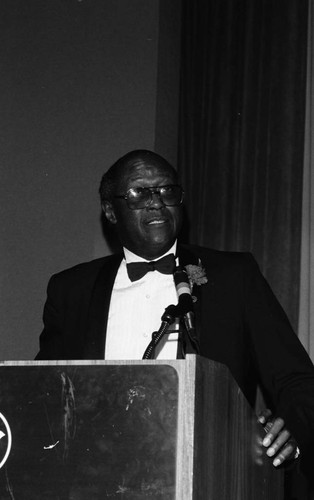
[258,409,300,467]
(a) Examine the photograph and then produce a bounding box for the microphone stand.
[183,312,200,355]
[142,305,177,360]
[142,304,200,360]
[142,264,202,359]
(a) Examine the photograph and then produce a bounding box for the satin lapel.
[177,245,204,353]
[176,244,199,266]
[83,254,123,359]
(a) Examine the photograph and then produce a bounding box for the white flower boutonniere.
[185,260,208,291]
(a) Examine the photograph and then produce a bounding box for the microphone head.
[174,266,193,316]
[174,266,191,296]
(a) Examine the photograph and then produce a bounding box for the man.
[37,149,314,476]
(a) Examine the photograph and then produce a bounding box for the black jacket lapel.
[83,253,123,359]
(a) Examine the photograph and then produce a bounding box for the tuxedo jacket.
[36,244,314,461]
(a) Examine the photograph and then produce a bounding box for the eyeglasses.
[114,184,184,210]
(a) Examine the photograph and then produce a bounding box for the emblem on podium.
[0,412,12,469]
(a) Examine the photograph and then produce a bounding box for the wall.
[0,0,181,360]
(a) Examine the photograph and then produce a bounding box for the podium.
[0,356,283,499]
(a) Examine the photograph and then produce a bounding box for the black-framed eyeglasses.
[114,184,184,210]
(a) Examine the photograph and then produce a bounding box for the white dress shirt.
[105,243,179,360]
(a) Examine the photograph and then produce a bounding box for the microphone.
[173,266,194,317]
[142,266,199,360]
[173,267,199,354]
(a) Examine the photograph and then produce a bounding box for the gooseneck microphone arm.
[142,266,200,360]
[142,305,177,360]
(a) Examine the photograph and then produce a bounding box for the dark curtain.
[177,0,308,332]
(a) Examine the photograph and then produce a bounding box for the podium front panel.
[0,364,178,499]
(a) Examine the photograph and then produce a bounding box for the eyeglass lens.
[127,185,182,209]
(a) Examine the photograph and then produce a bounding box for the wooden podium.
[0,356,283,499]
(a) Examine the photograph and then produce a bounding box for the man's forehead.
[122,159,175,182]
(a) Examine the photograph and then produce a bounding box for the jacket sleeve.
[243,253,314,474]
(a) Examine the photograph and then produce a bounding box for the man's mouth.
[147,218,167,225]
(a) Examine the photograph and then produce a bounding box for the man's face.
[104,160,183,260]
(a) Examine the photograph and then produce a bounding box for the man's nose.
[147,191,164,209]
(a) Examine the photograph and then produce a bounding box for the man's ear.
[102,201,117,224]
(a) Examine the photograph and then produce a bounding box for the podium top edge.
[0,355,200,367]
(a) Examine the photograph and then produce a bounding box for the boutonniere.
[185,260,208,291]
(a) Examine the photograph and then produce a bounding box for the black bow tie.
[126,254,176,282]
